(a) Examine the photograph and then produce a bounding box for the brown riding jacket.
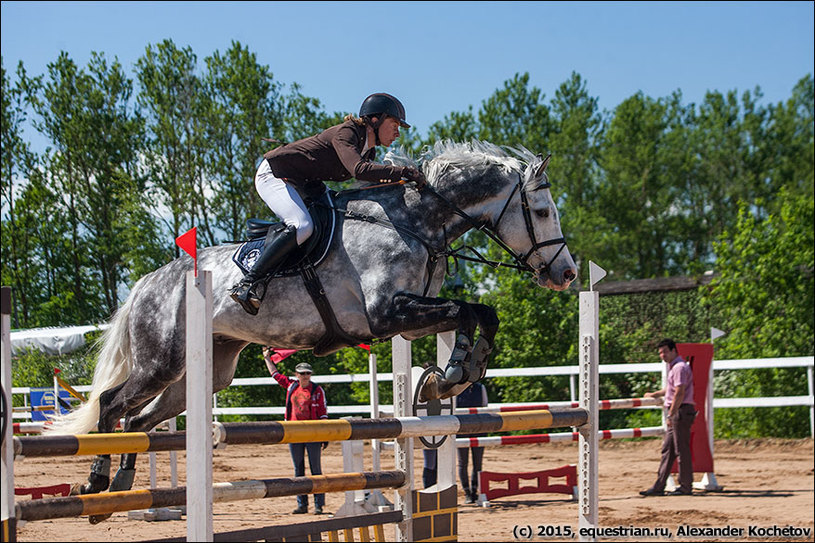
[264,120,408,199]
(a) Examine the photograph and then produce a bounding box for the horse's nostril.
[564,269,576,282]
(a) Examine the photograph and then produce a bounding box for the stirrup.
[230,280,263,315]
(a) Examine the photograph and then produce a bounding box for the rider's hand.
[400,167,427,189]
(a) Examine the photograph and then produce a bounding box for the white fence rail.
[11,356,814,437]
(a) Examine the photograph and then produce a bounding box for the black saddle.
[232,191,337,278]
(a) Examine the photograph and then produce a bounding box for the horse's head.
[388,141,576,291]
[493,152,577,291]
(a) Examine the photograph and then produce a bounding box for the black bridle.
[425,159,568,278]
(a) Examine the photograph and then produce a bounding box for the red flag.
[270,349,298,364]
[175,227,197,275]
[357,343,371,351]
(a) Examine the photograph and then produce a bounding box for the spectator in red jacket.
[264,347,329,514]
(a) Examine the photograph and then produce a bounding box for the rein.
[421,168,568,278]
[327,162,569,292]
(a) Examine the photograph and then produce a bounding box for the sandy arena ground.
[11,437,814,542]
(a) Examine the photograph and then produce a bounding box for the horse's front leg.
[375,293,499,400]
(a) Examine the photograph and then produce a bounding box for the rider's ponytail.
[343,114,366,126]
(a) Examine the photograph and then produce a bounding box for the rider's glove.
[400,167,427,189]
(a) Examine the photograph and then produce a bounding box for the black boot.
[231,225,298,315]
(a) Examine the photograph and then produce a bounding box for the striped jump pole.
[15,471,405,522]
[456,426,665,448]
[455,396,663,414]
[12,409,588,459]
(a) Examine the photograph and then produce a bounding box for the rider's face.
[377,116,401,147]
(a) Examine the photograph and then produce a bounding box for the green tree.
[703,188,814,437]
[478,72,550,153]
[27,51,144,319]
[135,39,210,252]
[547,71,610,283]
[425,107,479,144]
[598,92,674,279]
[202,41,284,241]
[763,75,814,204]
[1,59,39,325]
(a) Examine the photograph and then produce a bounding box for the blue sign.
[29,387,73,421]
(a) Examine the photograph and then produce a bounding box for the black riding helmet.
[359,93,411,129]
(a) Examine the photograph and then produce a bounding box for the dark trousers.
[290,442,324,508]
[457,445,485,495]
[422,449,437,489]
[652,404,696,492]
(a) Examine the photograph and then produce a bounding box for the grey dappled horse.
[48,141,576,521]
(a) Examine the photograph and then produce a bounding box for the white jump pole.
[369,350,381,471]
[1,287,16,539]
[391,335,414,542]
[578,263,603,540]
[435,332,457,491]
[185,270,213,541]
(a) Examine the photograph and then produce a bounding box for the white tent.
[10,324,110,356]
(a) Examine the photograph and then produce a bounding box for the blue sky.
[2,1,813,146]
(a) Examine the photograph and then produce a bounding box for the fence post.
[1,287,16,541]
[578,290,599,541]
[186,270,213,541]
[392,336,414,541]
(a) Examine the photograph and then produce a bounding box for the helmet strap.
[366,116,384,146]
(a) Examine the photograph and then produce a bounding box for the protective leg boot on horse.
[230,224,298,315]
[420,335,492,401]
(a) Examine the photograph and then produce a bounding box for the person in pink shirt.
[639,338,697,497]
[264,347,329,514]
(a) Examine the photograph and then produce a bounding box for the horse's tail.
[44,289,136,436]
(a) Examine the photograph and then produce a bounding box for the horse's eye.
[535,208,550,219]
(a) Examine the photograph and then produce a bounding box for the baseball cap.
[295,362,313,374]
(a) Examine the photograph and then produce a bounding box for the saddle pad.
[232,239,265,275]
[231,191,337,277]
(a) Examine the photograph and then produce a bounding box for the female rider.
[230,93,427,315]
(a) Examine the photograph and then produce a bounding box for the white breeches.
[255,159,314,246]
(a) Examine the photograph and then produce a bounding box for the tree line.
[3,40,813,438]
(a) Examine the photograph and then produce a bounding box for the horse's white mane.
[384,140,540,187]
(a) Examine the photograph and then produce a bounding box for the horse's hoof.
[79,476,110,495]
[89,513,113,524]
[445,363,464,384]
[421,369,475,401]
[69,483,83,496]
[438,380,472,400]
[419,373,440,402]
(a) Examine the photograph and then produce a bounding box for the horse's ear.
[535,154,552,177]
